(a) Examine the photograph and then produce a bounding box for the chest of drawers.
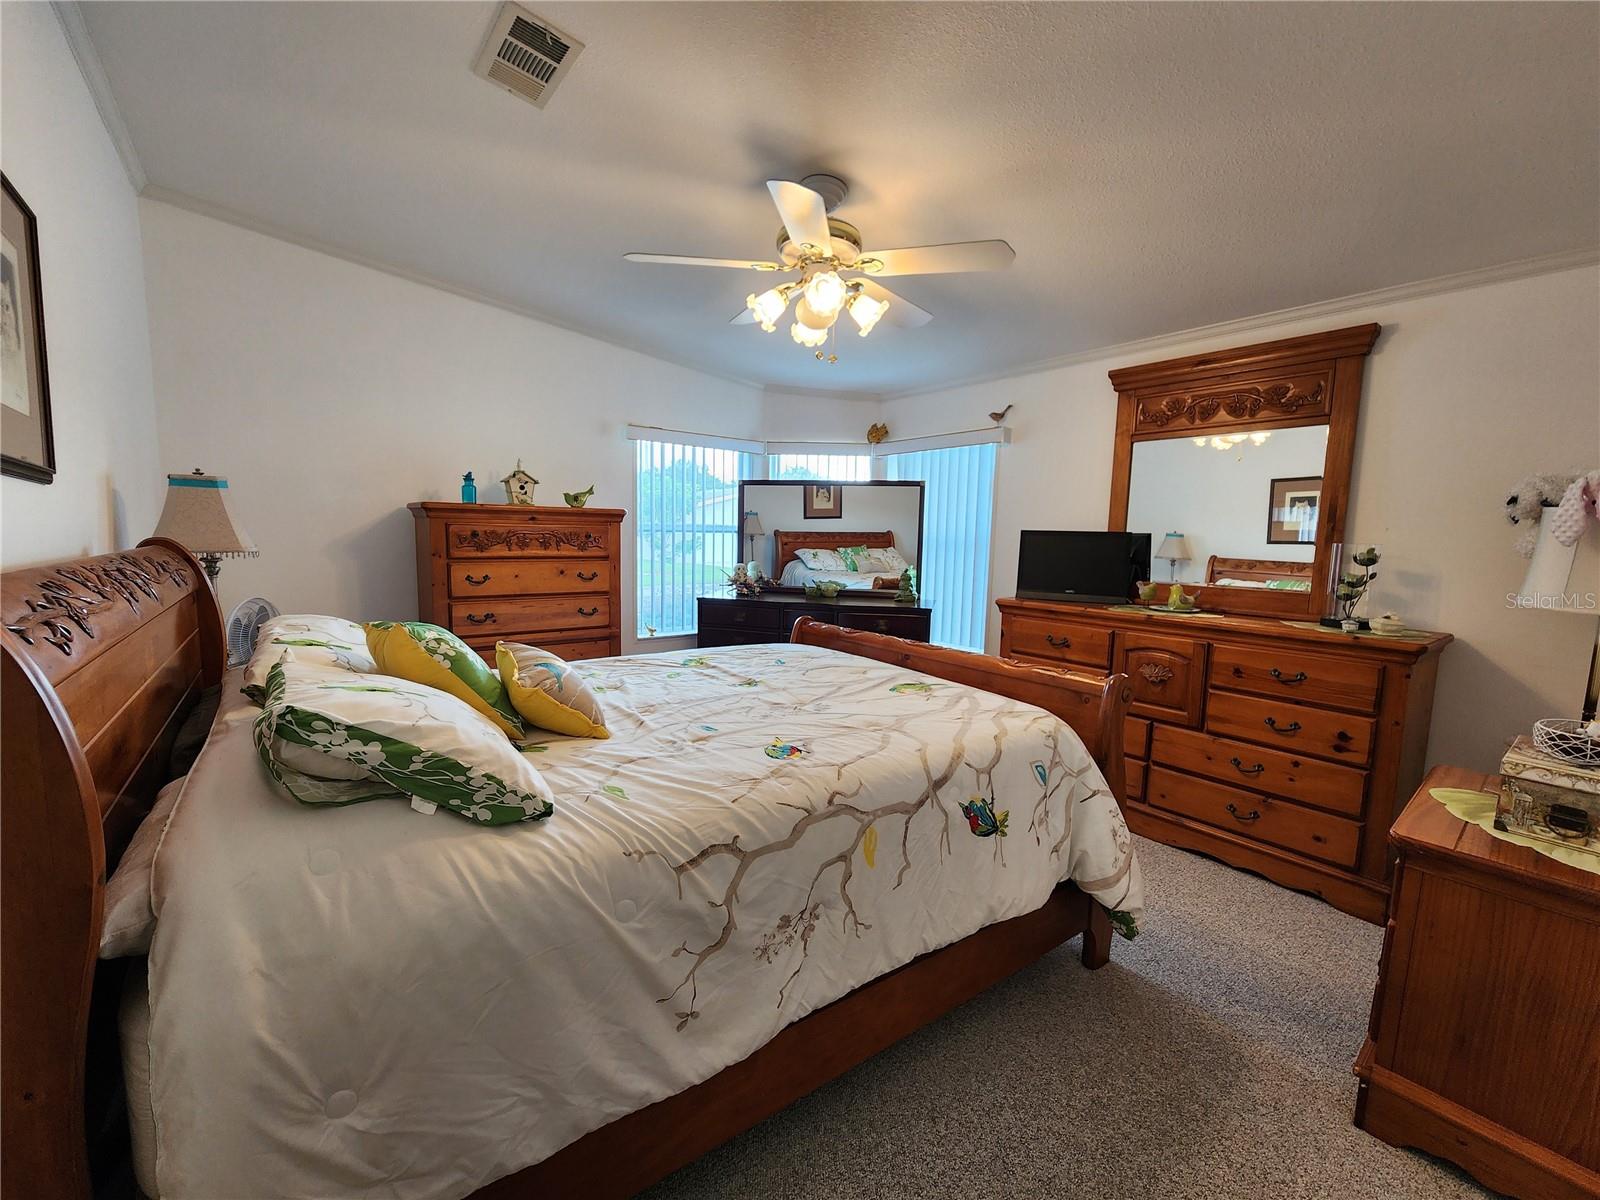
[998,597,1451,923]
[411,502,624,664]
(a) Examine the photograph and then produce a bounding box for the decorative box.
[1496,735,1600,858]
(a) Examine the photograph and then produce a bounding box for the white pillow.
[253,658,555,825]
[243,615,377,701]
[796,547,846,571]
[858,546,909,573]
[101,777,185,958]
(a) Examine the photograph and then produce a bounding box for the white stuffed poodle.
[1504,472,1578,557]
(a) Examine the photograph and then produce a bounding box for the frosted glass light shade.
[802,270,847,319]
[846,290,888,336]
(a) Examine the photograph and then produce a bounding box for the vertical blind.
[634,438,756,638]
[766,452,872,481]
[885,443,998,652]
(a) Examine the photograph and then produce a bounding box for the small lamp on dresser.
[1155,532,1191,582]
[153,468,258,588]
[744,510,764,563]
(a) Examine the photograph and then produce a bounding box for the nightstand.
[1354,765,1600,1199]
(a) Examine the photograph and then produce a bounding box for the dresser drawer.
[451,597,611,637]
[1114,632,1207,727]
[1146,766,1362,868]
[1151,725,1367,818]
[1004,616,1112,669]
[1125,757,1147,803]
[468,635,612,666]
[1125,716,1152,760]
[1210,643,1381,713]
[446,522,610,558]
[699,601,785,632]
[1205,690,1375,766]
[838,609,928,639]
[450,560,610,598]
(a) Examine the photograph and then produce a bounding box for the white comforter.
[777,560,893,589]
[145,644,1142,1199]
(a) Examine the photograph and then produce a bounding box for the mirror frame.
[1107,323,1380,619]
[736,479,925,592]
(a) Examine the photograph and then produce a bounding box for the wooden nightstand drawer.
[1114,632,1206,727]
[1206,690,1374,766]
[451,596,611,637]
[1211,643,1381,713]
[1152,725,1367,818]
[1146,766,1361,867]
[446,522,610,558]
[450,561,610,598]
[1003,616,1112,669]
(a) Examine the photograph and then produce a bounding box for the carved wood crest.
[1138,662,1175,686]
[455,528,605,553]
[1136,380,1325,428]
[4,552,190,656]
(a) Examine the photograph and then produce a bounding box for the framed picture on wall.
[803,483,842,519]
[1,174,54,484]
[1267,475,1322,544]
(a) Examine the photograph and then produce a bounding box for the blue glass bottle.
[461,472,477,503]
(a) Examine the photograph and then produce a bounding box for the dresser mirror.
[1107,324,1380,618]
[737,480,924,592]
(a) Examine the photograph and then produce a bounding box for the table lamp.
[1156,532,1191,582]
[153,468,258,587]
[1517,516,1600,720]
[744,510,763,563]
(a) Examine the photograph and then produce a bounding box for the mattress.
[135,644,1141,1199]
[778,561,896,589]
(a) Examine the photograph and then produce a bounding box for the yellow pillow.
[363,621,524,739]
[496,642,609,739]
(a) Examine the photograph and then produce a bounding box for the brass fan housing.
[776,218,863,267]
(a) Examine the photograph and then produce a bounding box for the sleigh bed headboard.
[1,538,223,1198]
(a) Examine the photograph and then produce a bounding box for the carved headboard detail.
[771,530,896,580]
[1,537,224,1198]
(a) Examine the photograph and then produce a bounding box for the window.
[767,452,872,481]
[634,437,757,638]
[885,443,998,652]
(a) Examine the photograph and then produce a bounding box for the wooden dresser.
[1355,766,1599,1199]
[698,593,931,648]
[410,502,624,664]
[998,597,1451,922]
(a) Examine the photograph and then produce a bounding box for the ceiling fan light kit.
[625,175,1013,364]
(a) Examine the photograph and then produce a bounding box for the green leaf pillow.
[253,659,553,825]
[837,545,868,572]
[364,620,524,739]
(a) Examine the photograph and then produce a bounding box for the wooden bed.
[0,547,1130,1200]
[1204,554,1315,587]
[771,528,900,585]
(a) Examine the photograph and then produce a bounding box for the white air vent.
[474,3,583,110]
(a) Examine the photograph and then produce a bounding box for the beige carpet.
[645,836,1495,1199]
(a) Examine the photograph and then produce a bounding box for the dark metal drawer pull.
[1226,803,1262,823]
[577,606,599,617]
[1229,757,1265,776]
[1263,716,1301,734]
[1045,633,1071,648]
[875,619,889,632]
[464,573,491,587]
[465,612,495,625]
[1269,668,1308,684]
[577,570,599,582]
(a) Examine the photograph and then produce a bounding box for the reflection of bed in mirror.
[739,480,923,590]
[1204,555,1314,591]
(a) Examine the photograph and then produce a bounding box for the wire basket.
[1532,718,1600,765]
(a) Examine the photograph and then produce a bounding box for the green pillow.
[837,545,868,572]
[364,620,524,738]
[253,658,553,825]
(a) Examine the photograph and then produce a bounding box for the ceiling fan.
[624,174,1014,362]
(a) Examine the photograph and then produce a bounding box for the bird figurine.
[562,484,596,508]
[988,404,1014,424]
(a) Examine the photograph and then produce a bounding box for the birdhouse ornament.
[501,460,539,505]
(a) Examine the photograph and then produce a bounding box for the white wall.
[139,199,766,651]
[879,265,1600,772]
[1127,424,1329,577]
[740,481,921,577]
[0,5,162,566]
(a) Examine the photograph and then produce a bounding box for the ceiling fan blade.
[767,180,832,256]
[857,279,932,328]
[624,252,784,270]
[729,308,758,325]
[856,240,1015,277]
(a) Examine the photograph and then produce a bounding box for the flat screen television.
[1016,530,1151,604]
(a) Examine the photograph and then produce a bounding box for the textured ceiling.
[80,1,1599,394]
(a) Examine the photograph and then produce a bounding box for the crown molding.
[137,185,775,395]
[51,2,146,192]
[879,246,1600,402]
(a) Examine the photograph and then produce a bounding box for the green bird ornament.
[563,484,596,508]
